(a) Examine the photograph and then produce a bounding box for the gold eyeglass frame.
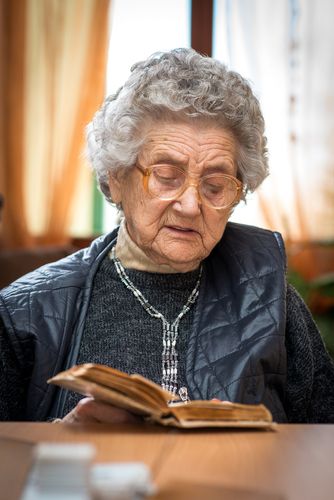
[135,163,243,210]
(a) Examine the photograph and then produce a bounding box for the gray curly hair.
[86,48,268,203]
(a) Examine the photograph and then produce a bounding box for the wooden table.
[0,423,334,500]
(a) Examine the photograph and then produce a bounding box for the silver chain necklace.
[111,247,202,398]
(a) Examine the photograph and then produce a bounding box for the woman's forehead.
[139,121,236,158]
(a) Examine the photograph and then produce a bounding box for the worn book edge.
[48,363,274,429]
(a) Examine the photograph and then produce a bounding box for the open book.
[48,364,274,429]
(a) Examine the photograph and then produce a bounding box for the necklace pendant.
[111,247,202,404]
[178,386,190,403]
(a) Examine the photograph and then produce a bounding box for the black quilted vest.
[0,223,287,421]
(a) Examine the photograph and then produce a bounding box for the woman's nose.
[173,184,201,215]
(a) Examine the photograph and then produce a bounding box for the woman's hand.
[61,397,143,424]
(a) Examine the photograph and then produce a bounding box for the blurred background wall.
[0,0,333,349]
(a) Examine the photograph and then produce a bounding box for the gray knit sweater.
[1,255,334,422]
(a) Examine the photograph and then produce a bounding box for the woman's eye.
[154,168,182,183]
[204,182,224,194]
[156,173,176,182]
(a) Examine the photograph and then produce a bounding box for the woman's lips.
[165,225,198,237]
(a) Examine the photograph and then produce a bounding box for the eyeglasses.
[136,163,243,210]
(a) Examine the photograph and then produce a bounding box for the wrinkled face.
[109,121,238,272]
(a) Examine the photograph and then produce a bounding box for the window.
[100,0,191,232]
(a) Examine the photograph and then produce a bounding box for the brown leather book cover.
[48,363,274,429]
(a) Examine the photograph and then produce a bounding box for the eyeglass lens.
[148,165,239,208]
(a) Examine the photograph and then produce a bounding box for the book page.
[167,401,272,422]
[48,364,176,414]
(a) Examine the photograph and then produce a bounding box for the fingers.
[77,398,142,423]
[62,397,143,424]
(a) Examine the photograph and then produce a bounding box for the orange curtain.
[0,0,33,247]
[0,0,110,249]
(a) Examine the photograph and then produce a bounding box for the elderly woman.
[1,48,334,424]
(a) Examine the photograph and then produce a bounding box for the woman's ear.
[108,171,123,205]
